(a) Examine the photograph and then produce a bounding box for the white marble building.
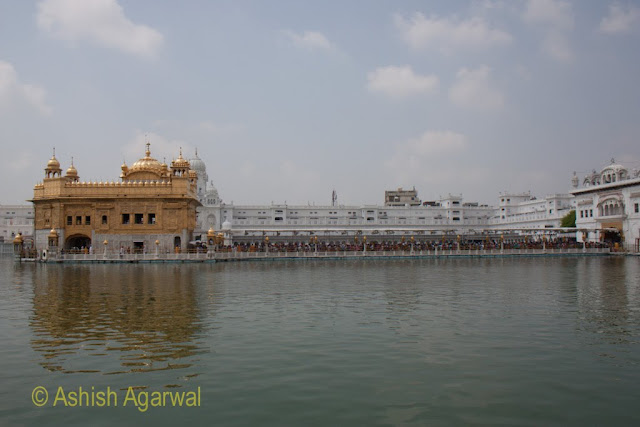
[488,192,574,230]
[571,159,640,251]
[0,205,34,243]
[191,147,574,244]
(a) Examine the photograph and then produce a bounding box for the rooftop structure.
[385,187,421,207]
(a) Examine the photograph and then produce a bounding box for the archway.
[174,236,181,249]
[65,234,92,251]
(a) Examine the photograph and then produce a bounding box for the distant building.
[488,191,574,229]
[385,187,421,206]
[31,145,201,252]
[0,205,34,243]
[572,159,640,250]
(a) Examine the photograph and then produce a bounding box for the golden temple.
[31,144,201,253]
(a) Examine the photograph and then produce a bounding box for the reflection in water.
[576,257,640,351]
[2,257,638,425]
[30,264,207,375]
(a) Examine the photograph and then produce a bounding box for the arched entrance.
[174,236,181,249]
[66,234,92,250]
[602,229,622,244]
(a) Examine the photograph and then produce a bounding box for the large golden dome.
[130,143,163,173]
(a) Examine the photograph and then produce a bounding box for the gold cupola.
[45,148,62,178]
[122,142,165,181]
[130,142,163,172]
[170,147,191,177]
[65,157,79,181]
[171,147,191,169]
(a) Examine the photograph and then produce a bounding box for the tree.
[560,210,576,228]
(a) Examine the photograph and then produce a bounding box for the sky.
[1,0,640,206]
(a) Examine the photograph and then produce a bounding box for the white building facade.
[488,192,574,230]
[192,155,574,243]
[1,205,34,243]
[571,160,640,251]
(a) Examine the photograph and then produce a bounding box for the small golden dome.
[47,156,60,169]
[45,148,61,172]
[13,233,23,244]
[171,147,191,169]
[66,159,78,177]
[48,228,58,238]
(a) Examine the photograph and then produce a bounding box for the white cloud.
[394,12,512,51]
[1,150,34,172]
[599,2,640,34]
[0,60,52,115]
[367,66,439,98]
[523,0,574,30]
[404,131,467,156]
[542,31,573,62]
[283,30,333,50]
[385,130,470,190]
[151,118,243,140]
[449,66,504,111]
[123,131,193,165]
[37,0,163,58]
[523,0,574,62]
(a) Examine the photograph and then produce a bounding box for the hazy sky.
[1,0,639,206]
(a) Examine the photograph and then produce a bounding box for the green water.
[0,257,639,426]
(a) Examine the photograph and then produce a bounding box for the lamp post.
[103,239,108,259]
[265,236,269,254]
[314,236,318,254]
[582,231,587,252]
[457,234,461,253]
[363,235,367,255]
[500,233,504,253]
[155,239,160,258]
[410,236,415,254]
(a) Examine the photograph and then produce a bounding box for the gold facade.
[31,144,201,251]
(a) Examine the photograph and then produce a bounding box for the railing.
[55,251,212,261]
[21,247,613,262]
[212,247,610,260]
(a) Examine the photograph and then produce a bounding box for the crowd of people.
[209,238,612,253]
